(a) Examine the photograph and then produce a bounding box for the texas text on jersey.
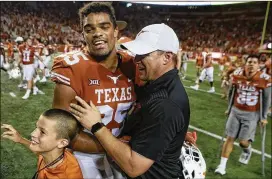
[51,50,137,136]
[231,68,271,112]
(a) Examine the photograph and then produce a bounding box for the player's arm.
[52,84,105,153]
[52,83,77,110]
[34,52,43,62]
[1,124,37,154]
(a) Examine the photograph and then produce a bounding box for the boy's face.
[29,115,64,154]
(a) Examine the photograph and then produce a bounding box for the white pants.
[74,152,117,179]
[199,67,214,82]
[23,64,35,81]
[34,58,39,69]
[182,62,187,72]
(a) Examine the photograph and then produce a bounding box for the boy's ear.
[58,139,69,149]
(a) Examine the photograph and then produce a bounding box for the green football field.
[1,60,271,179]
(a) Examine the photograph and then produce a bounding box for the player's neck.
[99,51,119,73]
[245,70,258,79]
[42,149,64,168]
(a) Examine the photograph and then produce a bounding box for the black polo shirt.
[121,69,190,179]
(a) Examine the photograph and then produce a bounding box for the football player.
[18,37,44,99]
[215,54,271,175]
[190,53,215,93]
[194,51,204,84]
[51,2,138,178]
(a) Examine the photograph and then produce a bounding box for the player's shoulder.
[259,70,271,81]
[117,50,134,63]
[53,51,91,68]
[18,44,25,49]
[233,67,244,76]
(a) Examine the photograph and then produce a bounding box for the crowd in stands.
[1,1,271,54]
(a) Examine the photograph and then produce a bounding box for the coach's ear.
[58,139,69,149]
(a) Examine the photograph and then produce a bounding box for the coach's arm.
[70,96,154,178]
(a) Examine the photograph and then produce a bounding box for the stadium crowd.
[1,1,271,53]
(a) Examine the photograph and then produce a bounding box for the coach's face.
[83,12,118,60]
[134,51,166,81]
[29,116,63,154]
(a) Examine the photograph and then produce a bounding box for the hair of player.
[42,109,80,142]
[78,2,117,30]
[245,54,261,63]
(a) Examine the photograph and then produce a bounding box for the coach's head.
[122,23,179,82]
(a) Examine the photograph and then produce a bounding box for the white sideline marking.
[184,85,222,96]
[189,125,272,159]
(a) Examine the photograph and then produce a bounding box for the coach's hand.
[70,96,101,131]
[1,124,22,143]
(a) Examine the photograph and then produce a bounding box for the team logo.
[107,74,122,85]
[89,79,100,86]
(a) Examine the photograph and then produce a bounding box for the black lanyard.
[32,153,64,179]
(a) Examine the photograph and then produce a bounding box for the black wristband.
[91,122,105,134]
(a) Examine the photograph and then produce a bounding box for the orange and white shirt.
[51,50,138,135]
[231,68,271,112]
[18,44,37,65]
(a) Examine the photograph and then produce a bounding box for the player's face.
[134,51,164,81]
[245,57,259,73]
[29,116,63,154]
[26,39,32,46]
[82,13,118,59]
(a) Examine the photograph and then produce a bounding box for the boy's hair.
[245,54,260,63]
[78,2,117,30]
[42,109,79,142]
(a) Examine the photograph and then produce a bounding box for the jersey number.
[97,102,132,136]
[236,91,259,106]
[60,51,89,65]
[23,51,30,62]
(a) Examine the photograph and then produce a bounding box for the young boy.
[1,109,83,179]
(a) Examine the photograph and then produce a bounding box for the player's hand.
[69,96,101,131]
[260,119,268,128]
[224,110,229,116]
[1,124,22,143]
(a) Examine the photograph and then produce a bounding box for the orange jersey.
[118,36,133,44]
[204,56,213,68]
[7,43,14,58]
[51,51,137,135]
[18,44,37,65]
[232,68,271,112]
[196,55,204,67]
[37,150,83,179]
[33,43,45,56]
